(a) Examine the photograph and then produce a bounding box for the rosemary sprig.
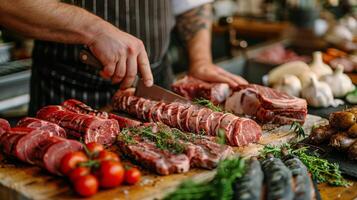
[194,98,223,112]
[260,145,350,187]
[290,121,306,138]
[165,157,246,200]
[216,129,226,145]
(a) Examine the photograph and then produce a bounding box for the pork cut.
[172,76,231,105]
[117,123,233,175]
[62,99,142,128]
[112,91,262,147]
[0,118,10,137]
[225,84,307,125]
[37,105,119,145]
[16,117,67,137]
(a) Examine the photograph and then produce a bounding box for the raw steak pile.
[37,105,119,145]
[0,118,83,175]
[117,123,233,175]
[112,91,262,147]
[62,99,142,128]
[0,118,10,136]
[172,76,231,105]
[225,84,307,125]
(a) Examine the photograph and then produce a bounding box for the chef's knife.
[79,49,189,103]
[134,78,189,103]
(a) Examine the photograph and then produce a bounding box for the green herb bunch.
[165,157,246,200]
[194,98,224,112]
[260,145,350,186]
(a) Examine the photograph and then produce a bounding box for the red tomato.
[60,151,88,175]
[124,167,141,185]
[86,142,104,155]
[97,160,124,188]
[68,167,90,183]
[96,150,120,162]
[73,175,98,197]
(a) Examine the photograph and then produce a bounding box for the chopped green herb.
[194,98,223,112]
[216,129,226,145]
[260,145,350,187]
[165,157,246,200]
[290,121,306,138]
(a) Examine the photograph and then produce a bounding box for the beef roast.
[62,99,142,128]
[225,84,307,125]
[172,76,231,105]
[113,91,262,147]
[0,118,10,137]
[37,105,119,145]
[16,117,67,137]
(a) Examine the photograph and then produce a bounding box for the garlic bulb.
[310,51,333,78]
[273,75,302,97]
[320,65,355,98]
[301,76,343,108]
[298,71,318,88]
[268,61,311,85]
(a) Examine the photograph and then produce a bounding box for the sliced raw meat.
[225,84,307,125]
[16,117,67,137]
[112,91,262,147]
[0,118,10,137]
[37,105,119,145]
[0,127,33,156]
[172,75,231,104]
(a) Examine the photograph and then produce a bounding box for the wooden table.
[0,115,356,200]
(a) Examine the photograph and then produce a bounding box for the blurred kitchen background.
[0,0,356,123]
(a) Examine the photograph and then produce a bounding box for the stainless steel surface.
[134,79,188,103]
[0,42,14,64]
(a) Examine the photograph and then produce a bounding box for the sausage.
[262,155,294,200]
[309,125,336,144]
[282,154,315,200]
[347,124,357,138]
[233,157,264,200]
[348,141,357,160]
[329,111,356,130]
[330,132,357,151]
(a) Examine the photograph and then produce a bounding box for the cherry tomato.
[96,150,120,162]
[60,151,88,175]
[86,142,104,155]
[124,167,141,185]
[73,174,98,197]
[97,160,124,188]
[68,167,90,183]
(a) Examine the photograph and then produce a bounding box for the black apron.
[29,0,175,116]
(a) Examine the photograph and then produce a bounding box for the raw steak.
[225,84,307,125]
[16,117,67,137]
[37,105,119,145]
[113,91,262,147]
[172,76,231,104]
[62,99,142,128]
[0,118,10,137]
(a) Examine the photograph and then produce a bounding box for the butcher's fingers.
[112,56,127,84]
[120,55,138,89]
[214,72,238,88]
[137,51,153,87]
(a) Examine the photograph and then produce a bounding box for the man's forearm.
[176,4,213,67]
[0,0,106,45]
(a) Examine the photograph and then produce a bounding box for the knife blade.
[134,78,189,103]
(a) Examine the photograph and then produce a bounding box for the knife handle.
[79,49,103,70]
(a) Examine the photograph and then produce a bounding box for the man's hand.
[88,22,153,89]
[189,61,248,87]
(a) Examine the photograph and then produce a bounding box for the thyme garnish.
[290,121,306,138]
[194,98,223,112]
[260,144,350,187]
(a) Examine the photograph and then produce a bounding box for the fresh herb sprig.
[165,157,246,200]
[260,145,350,186]
[194,98,223,112]
[290,121,306,138]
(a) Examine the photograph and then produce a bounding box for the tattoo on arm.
[176,4,212,43]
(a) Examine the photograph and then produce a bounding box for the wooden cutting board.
[0,115,325,200]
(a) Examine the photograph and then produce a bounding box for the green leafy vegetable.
[290,121,306,138]
[194,98,223,112]
[260,145,350,187]
[165,157,246,200]
[216,129,226,145]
